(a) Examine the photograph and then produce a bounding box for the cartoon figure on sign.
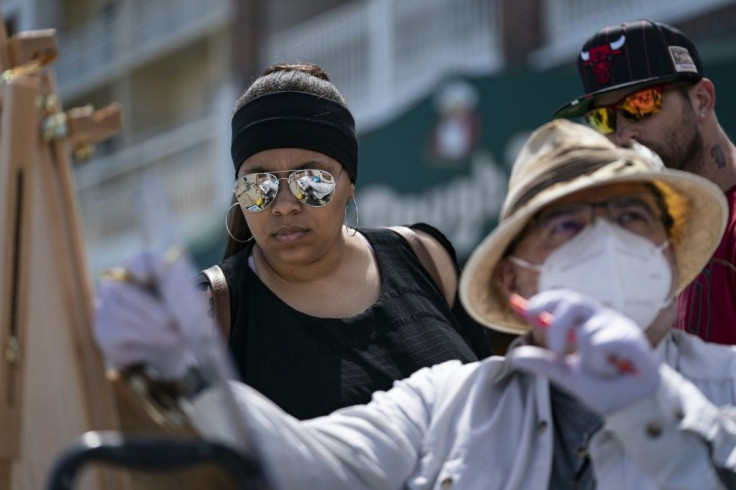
[581,35,626,84]
[426,80,480,165]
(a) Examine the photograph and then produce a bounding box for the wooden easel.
[0,11,243,490]
[0,13,129,490]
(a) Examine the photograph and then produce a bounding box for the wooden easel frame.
[0,12,127,490]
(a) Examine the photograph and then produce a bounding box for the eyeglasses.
[234,168,339,212]
[531,192,667,249]
[585,84,677,135]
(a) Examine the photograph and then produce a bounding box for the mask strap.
[656,239,674,309]
[507,256,542,272]
[657,296,674,311]
[655,238,674,314]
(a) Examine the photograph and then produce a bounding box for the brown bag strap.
[201,265,232,340]
[388,226,447,302]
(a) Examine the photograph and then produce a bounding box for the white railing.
[531,0,734,69]
[55,0,233,99]
[264,0,503,131]
[75,106,233,273]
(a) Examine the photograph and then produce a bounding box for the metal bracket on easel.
[40,103,122,161]
[5,337,20,365]
[1,60,42,83]
[41,111,69,142]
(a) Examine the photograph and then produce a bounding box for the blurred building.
[4,0,736,271]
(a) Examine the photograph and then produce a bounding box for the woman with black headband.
[195,63,490,420]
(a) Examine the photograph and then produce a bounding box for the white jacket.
[191,330,736,489]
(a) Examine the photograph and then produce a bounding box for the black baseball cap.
[554,19,703,119]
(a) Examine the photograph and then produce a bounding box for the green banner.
[356,62,736,262]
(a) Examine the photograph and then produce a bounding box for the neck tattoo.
[711,143,726,169]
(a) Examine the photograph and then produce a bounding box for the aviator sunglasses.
[234,168,339,212]
[585,83,689,135]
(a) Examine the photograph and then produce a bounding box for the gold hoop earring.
[345,197,359,237]
[225,202,253,243]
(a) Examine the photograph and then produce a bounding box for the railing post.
[368,0,393,116]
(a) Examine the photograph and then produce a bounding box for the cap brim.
[459,167,727,334]
[553,74,687,119]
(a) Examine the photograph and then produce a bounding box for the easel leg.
[0,461,12,489]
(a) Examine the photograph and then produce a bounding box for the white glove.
[508,289,661,415]
[94,249,212,380]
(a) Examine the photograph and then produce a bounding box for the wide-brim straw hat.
[459,119,728,334]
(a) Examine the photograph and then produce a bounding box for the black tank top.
[220,227,479,420]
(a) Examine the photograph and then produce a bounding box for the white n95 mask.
[510,219,673,329]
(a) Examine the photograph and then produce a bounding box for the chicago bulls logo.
[580,35,626,84]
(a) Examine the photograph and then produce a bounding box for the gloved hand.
[508,289,661,415]
[94,248,213,380]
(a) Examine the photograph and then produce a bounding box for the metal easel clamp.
[5,336,20,365]
[44,102,124,161]
[41,111,69,142]
[1,59,42,83]
[73,143,95,161]
[35,93,59,113]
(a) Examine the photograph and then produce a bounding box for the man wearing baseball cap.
[95,119,736,488]
[555,19,736,346]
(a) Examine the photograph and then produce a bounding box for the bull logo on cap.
[580,35,626,84]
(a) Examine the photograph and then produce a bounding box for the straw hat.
[459,119,727,334]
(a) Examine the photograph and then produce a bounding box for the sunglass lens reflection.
[618,88,663,122]
[235,173,279,212]
[586,87,665,135]
[288,169,337,207]
[585,107,616,135]
[234,169,337,212]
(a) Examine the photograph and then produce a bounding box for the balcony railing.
[531,0,734,69]
[264,0,503,131]
[75,105,233,273]
[55,0,233,99]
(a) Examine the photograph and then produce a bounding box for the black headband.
[231,91,358,182]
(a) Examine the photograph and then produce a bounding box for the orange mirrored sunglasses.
[585,84,671,135]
